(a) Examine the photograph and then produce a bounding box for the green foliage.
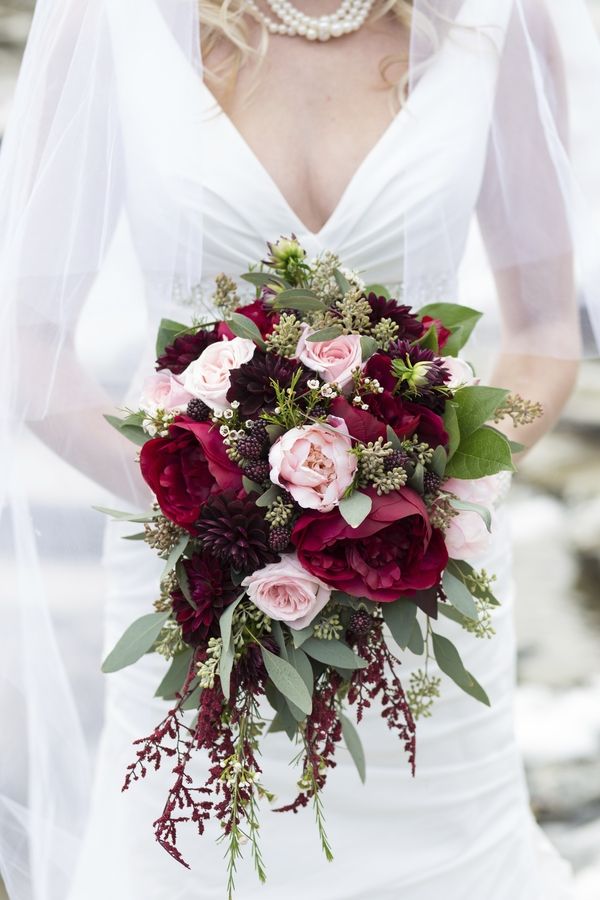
[444,425,515,479]
[227,311,267,348]
[339,491,372,529]
[452,385,510,437]
[102,611,170,673]
[443,402,460,459]
[104,413,149,447]
[448,498,492,531]
[431,631,490,705]
[442,570,478,621]
[301,637,367,670]
[155,648,194,699]
[155,318,188,357]
[383,600,418,651]
[261,645,313,716]
[340,712,366,783]
[271,288,326,312]
[306,325,344,342]
[418,303,483,356]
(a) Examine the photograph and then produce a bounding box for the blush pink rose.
[181,336,255,412]
[242,553,331,630]
[139,371,192,416]
[443,475,503,560]
[269,417,357,511]
[296,326,363,389]
[441,356,478,389]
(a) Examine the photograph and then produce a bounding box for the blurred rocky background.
[1,1,599,898]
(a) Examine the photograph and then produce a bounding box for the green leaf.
[418,303,483,355]
[448,498,492,532]
[360,335,379,362]
[386,425,402,450]
[268,704,299,740]
[407,462,425,493]
[444,426,515,479]
[508,440,525,454]
[219,594,244,654]
[227,311,266,347]
[271,288,326,312]
[122,532,146,541]
[241,271,288,289]
[291,624,314,648]
[242,476,263,495]
[93,505,157,523]
[270,620,288,660]
[333,268,351,295]
[442,570,478,621]
[437,603,467,625]
[162,534,189,578]
[219,641,235,701]
[285,645,315,722]
[383,600,417,651]
[265,423,285,442]
[340,712,366,783]
[339,491,372,529]
[447,559,499,607]
[453,386,510,438]
[364,283,390,299]
[306,325,344,342]
[175,559,192,602]
[104,414,149,447]
[102,611,170,673]
[156,318,188,357]
[181,682,202,711]
[431,631,490,705]
[261,646,313,716]
[443,402,460,460]
[430,445,448,477]
[416,324,439,353]
[407,619,425,655]
[255,484,280,508]
[302,637,367,670]
[155,648,193,699]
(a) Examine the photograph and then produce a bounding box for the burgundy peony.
[330,391,448,449]
[292,487,448,602]
[217,299,280,340]
[156,327,219,375]
[171,553,237,645]
[140,417,243,531]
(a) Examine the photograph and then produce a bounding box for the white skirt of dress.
[66,505,575,900]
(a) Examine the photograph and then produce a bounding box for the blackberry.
[385,448,410,471]
[186,398,211,422]
[269,526,292,553]
[237,433,267,461]
[424,470,443,495]
[348,609,373,636]
[311,404,329,419]
[244,460,271,483]
[247,419,268,435]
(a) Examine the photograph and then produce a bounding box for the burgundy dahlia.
[195,490,279,572]
[156,327,218,375]
[171,553,237,646]
[388,339,451,411]
[366,293,425,341]
[226,350,311,418]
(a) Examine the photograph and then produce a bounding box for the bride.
[1,1,599,898]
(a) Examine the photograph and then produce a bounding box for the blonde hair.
[198,0,420,102]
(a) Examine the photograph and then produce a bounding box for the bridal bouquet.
[99,237,541,897]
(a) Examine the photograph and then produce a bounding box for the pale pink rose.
[181,336,255,413]
[242,553,331,630]
[269,417,357,511]
[443,475,504,560]
[139,371,192,416]
[441,356,478,388]
[296,326,363,389]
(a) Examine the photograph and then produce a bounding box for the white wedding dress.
[65,64,576,900]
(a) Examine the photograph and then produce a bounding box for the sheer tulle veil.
[1,1,599,897]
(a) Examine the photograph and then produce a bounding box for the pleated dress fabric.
[66,67,575,900]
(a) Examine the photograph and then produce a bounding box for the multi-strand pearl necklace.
[244,0,376,41]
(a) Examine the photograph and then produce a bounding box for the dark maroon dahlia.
[226,349,312,418]
[156,327,219,375]
[388,339,452,411]
[195,490,279,572]
[171,553,237,646]
[366,292,425,341]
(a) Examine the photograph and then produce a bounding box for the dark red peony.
[156,327,219,375]
[217,299,280,340]
[171,553,237,645]
[292,488,448,602]
[140,417,243,531]
[331,391,448,449]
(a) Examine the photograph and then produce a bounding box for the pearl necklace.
[244,0,376,41]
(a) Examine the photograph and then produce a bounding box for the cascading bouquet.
[98,237,542,897]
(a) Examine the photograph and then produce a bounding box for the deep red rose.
[292,488,448,602]
[364,391,448,448]
[329,396,386,443]
[139,417,243,530]
[421,315,452,350]
[217,299,280,340]
[363,352,397,392]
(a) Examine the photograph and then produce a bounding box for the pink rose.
[296,326,363,389]
[242,553,331,630]
[139,371,192,416]
[181,336,255,412]
[269,417,357,511]
[441,356,478,388]
[443,475,502,560]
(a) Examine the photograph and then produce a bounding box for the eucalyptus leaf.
[444,426,514,480]
[407,462,425,493]
[265,423,286,442]
[104,414,149,447]
[291,625,314,648]
[364,283,390,299]
[155,648,194,699]
[219,593,245,654]
[181,682,203,711]
[241,271,288,289]
[102,611,170,673]
[302,637,367,670]
[255,484,280,508]
[431,631,490,705]
[306,325,344,342]
[268,704,299,740]
[442,570,478,621]
[339,491,372,529]
[271,288,325,312]
[162,534,189,578]
[175,559,193,603]
[443,402,460,460]
[242,476,263,495]
[453,386,510,438]
[407,619,425,655]
[430,445,448,477]
[261,646,313,716]
[122,532,146,541]
[383,600,417,651]
[285,646,314,722]
[437,603,467,625]
[219,641,235,701]
[228,311,267,347]
[386,426,402,450]
[340,712,366,783]
[156,318,188,357]
[270,621,288,660]
[448,498,492,532]
[360,335,379,362]
[93,505,157,523]
[333,268,351,295]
